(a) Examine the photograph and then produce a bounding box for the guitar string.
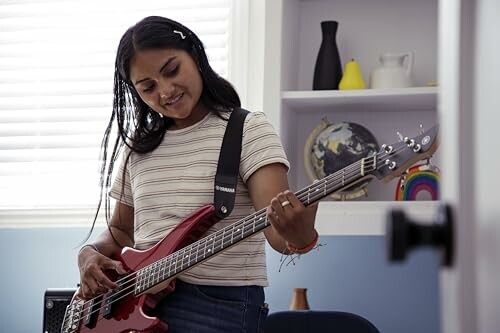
[62,144,416,328]
[61,153,377,327]
[61,145,408,329]
[61,144,406,330]
[60,170,353,330]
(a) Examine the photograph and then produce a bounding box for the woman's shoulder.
[242,110,276,133]
[204,109,277,136]
[206,108,270,127]
[244,110,268,122]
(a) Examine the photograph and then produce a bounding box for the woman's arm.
[91,202,135,256]
[246,163,318,253]
[77,201,134,299]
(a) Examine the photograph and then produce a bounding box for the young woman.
[77,16,318,332]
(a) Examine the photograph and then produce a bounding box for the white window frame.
[0,0,250,228]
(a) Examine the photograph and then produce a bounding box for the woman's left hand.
[266,190,318,249]
[247,163,318,253]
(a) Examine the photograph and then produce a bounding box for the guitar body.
[65,204,218,333]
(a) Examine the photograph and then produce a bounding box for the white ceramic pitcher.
[369,52,414,88]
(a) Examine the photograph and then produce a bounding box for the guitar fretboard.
[134,155,377,294]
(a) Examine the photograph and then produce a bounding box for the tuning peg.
[396,131,404,142]
[419,124,425,134]
[385,159,397,170]
[403,136,415,147]
[381,144,394,154]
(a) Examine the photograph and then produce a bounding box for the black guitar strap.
[214,107,250,219]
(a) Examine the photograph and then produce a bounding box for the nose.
[159,80,175,104]
[160,93,170,105]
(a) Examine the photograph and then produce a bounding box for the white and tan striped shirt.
[110,111,289,286]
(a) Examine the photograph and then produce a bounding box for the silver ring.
[281,200,291,208]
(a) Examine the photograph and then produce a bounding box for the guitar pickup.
[102,274,125,320]
[83,295,102,328]
[102,291,115,320]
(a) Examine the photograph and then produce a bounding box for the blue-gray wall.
[0,228,440,333]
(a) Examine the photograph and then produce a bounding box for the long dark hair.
[84,16,240,244]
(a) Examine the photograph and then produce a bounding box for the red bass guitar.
[61,125,438,333]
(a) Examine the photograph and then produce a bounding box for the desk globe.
[304,119,379,200]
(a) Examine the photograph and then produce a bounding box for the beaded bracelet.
[78,243,100,255]
[286,230,319,254]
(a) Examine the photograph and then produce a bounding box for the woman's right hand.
[77,246,128,299]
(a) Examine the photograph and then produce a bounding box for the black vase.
[313,21,342,90]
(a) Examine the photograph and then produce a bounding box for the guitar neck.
[294,155,376,206]
[134,155,376,294]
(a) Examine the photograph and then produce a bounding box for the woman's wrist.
[286,229,319,254]
[78,243,100,255]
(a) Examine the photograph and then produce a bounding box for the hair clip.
[173,30,186,40]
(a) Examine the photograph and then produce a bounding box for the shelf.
[315,200,440,236]
[278,86,439,200]
[281,87,437,112]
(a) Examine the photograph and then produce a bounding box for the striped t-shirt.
[110,111,289,286]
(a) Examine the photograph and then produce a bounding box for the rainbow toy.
[395,163,440,201]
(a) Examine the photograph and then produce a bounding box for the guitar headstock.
[372,125,439,182]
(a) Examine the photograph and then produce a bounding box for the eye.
[142,84,155,93]
[164,65,179,77]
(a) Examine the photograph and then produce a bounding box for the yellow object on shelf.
[339,58,366,90]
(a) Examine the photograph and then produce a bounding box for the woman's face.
[129,48,206,130]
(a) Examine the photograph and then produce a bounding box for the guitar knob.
[386,204,454,267]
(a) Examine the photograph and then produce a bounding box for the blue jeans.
[155,279,269,333]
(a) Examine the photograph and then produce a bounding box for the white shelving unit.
[281,87,437,111]
[262,0,439,234]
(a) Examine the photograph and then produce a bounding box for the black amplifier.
[43,288,76,333]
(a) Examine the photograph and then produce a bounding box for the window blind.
[0,0,231,214]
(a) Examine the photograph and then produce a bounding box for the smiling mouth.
[165,93,184,105]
